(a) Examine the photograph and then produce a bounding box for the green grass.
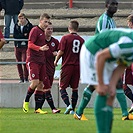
[0,108,133,133]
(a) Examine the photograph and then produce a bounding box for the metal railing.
[0,36,91,65]
[0,38,28,65]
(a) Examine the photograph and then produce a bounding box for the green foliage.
[0,108,133,133]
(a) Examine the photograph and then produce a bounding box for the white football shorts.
[80,45,116,85]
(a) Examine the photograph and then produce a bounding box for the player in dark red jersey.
[40,22,61,113]
[123,14,133,113]
[23,13,50,114]
[54,20,84,114]
[0,30,6,49]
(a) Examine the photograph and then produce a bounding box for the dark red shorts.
[27,62,46,81]
[59,65,80,89]
[122,65,133,85]
[43,75,54,89]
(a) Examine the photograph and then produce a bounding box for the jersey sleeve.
[109,42,120,58]
[58,36,66,51]
[28,28,38,43]
[28,41,40,51]
[109,36,133,58]
[96,14,108,34]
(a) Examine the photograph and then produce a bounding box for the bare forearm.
[54,50,64,66]
[96,52,106,85]
[110,65,126,86]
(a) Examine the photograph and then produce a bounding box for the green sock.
[76,87,92,115]
[116,88,128,116]
[94,94,109,133]
[106,105,113,133]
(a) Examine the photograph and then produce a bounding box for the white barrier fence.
[0,82,132,108]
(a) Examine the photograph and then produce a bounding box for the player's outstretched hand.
[40,44,49,51]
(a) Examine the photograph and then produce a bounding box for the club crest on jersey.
[51,42,55,47]
[32,74,35,78]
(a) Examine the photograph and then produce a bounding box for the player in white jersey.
[77,28,133,133]
[74,0,131,121]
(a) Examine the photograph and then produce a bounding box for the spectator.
[1,0,24,38]
[23,13,50,114]
[13,13,33,83]
[54,20,84,114]
[40,22,61,114]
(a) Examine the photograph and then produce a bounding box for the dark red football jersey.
[26,26,46,64]
[45,37,59,76]
[59,33,84,68]
[0,30,4,38]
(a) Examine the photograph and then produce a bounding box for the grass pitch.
[0,108,133,133]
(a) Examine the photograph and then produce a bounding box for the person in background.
[23,13,50,114]
[1,0,24,38]
[122,14,133,114]
[0,0,2,13]
[95,0,117,34]
[13,13,33,83]
[77,28,133,133]
[39,22,61,114]
[54,20,84,114]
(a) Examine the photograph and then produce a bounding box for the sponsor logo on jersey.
[32,74,35,78]
[51,42,55,47]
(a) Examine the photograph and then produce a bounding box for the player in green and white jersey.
[78,28,133,133]
[95,0,117,34]
[74,0,131,122]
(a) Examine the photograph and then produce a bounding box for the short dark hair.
[69,20,79,31]
[127,14,133,23]
[105,0,118,5]
[40,13,50,20]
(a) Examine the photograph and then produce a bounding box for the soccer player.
[54,20,84,114]
[122,14,133,113]
[40,22,61,114]
[77,28,133,133]
[95,0,118,34]
[74,0,130,120]
[23,13,50,114]
[13,13,33,83]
